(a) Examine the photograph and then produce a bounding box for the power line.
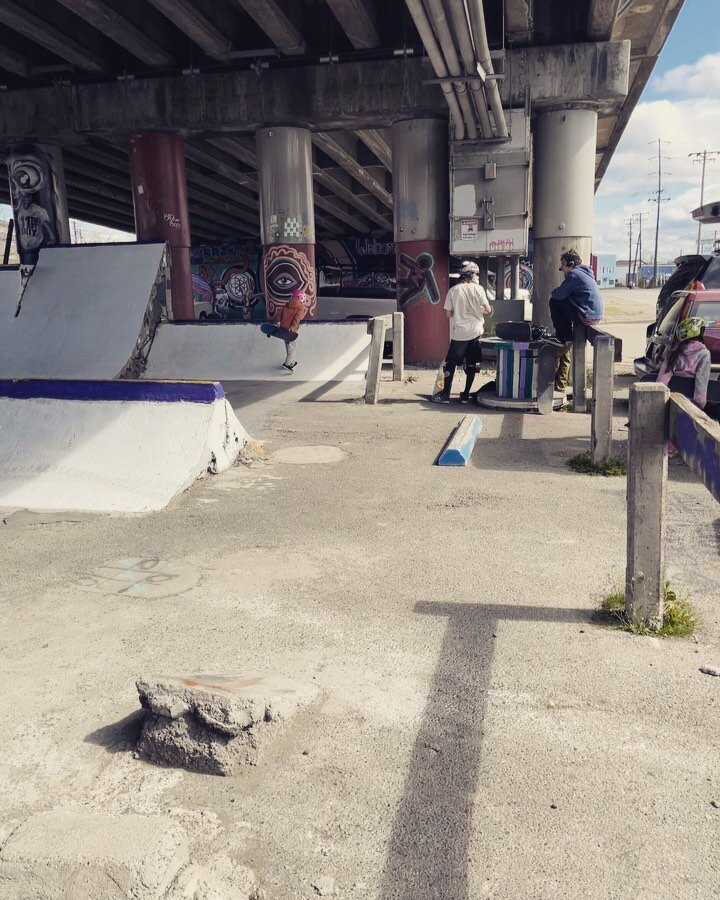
[689,149,720,254]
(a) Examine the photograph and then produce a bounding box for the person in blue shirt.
[549,250,604,393]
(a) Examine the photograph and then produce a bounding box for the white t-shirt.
[444,280,490,341]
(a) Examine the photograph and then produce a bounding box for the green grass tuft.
[600,581,696,637]
[568,450,626,477]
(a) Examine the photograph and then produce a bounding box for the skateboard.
[535,342,557,415]
[260,323,298,342]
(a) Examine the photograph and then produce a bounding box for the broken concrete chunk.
[167,862,256,900]
[136,673,319,776]
[0,812,189,900]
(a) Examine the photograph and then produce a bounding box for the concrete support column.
[256,127,316,320]
[532,107,597,328]
[392,118,449,363]
[129,132,193,320]
[6,143,70,266]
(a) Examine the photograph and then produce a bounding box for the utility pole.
[625,217,633,287]
[689,149,720,254]
[649,139,671,287]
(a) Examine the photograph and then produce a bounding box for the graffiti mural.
[6,143,69,266]
[262,243,316,319]
[316,237,395,297]
[397,249,442,308]
[190,243,263,321]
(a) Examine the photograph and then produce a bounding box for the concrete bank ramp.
[0,380,249,513]
[0,242,167,379]
[145,321,372,381]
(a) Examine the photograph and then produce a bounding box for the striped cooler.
[495,341,540,400]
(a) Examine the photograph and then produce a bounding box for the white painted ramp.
[0,243,167,380]
[0,381,249,513]
[145,321,371,382]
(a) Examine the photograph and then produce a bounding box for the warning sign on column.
[460,218,479,240]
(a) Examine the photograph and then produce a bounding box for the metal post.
[392,118,449,364]
[392,312,405,381]
[2,218,14,265]
[590,334,614,463]
[477,257,489,294]
[256,126,316,322]
[626,383,669,630]
[532,108,597,328]
[495,254,506,301]
[571,322,587,413]
[129,132,193,320]
[509,256,520,300]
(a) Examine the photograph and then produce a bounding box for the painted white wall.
[146,322,372,382]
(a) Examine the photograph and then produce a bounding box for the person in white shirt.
[431,260,492,403]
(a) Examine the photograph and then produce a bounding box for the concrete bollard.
[572,322,587,413]
[591,334,615,463]
[365,316,388,404]
[625,382,669,630]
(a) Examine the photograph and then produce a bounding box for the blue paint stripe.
[0,379,225,404]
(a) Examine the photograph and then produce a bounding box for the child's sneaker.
[282,362,297,371]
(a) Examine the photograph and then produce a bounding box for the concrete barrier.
[0,379,249,513]
[437,415,483,466]
[145,320,371,382]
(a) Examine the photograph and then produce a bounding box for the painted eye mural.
[263,243,316,319]
[5,143,68,265]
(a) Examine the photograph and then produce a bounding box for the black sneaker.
[430,393,450,404]
[458,393,470,404]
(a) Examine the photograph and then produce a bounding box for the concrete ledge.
[0,379,225,404]
[437,415,483,466]
[136,673,319,775]
[0,812,189,900]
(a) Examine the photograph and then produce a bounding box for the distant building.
[591,252,617,288]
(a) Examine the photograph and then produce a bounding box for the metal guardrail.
[365,312,404,405]
[626,383,720,628]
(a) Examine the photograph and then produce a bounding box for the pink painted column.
[392,118,450,363]
[129,132,193,321]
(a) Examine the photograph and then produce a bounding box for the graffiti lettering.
[78,557,202,599]
[163,213,182,230]
[489,237,515,251]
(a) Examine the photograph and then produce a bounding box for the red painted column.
[392,119,450,363]
[129,132,193,321]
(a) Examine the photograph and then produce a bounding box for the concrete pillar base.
[396,239,449,363]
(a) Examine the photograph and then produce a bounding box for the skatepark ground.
[2,328,719,898]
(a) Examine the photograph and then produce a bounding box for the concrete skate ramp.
[145,321,371,382]
[0,243,167,380]
[0,380,249,513]
[0,267,19,319]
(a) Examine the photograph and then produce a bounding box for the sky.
[2,0,717,259]
[594,0,720,262]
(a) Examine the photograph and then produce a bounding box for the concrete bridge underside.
[0,0,684,356]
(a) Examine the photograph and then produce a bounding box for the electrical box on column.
[449,109,531,257]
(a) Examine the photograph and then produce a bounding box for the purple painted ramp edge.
[0,379,225,404]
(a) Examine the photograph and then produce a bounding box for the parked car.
[654,251,720,316]
[634,289,720,380]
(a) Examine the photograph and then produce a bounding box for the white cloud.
[651,52,720,97]
[595,93,720,260]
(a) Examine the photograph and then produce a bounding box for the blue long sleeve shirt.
[550,265,604,320]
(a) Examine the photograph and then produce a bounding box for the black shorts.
[445,338,483,370]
